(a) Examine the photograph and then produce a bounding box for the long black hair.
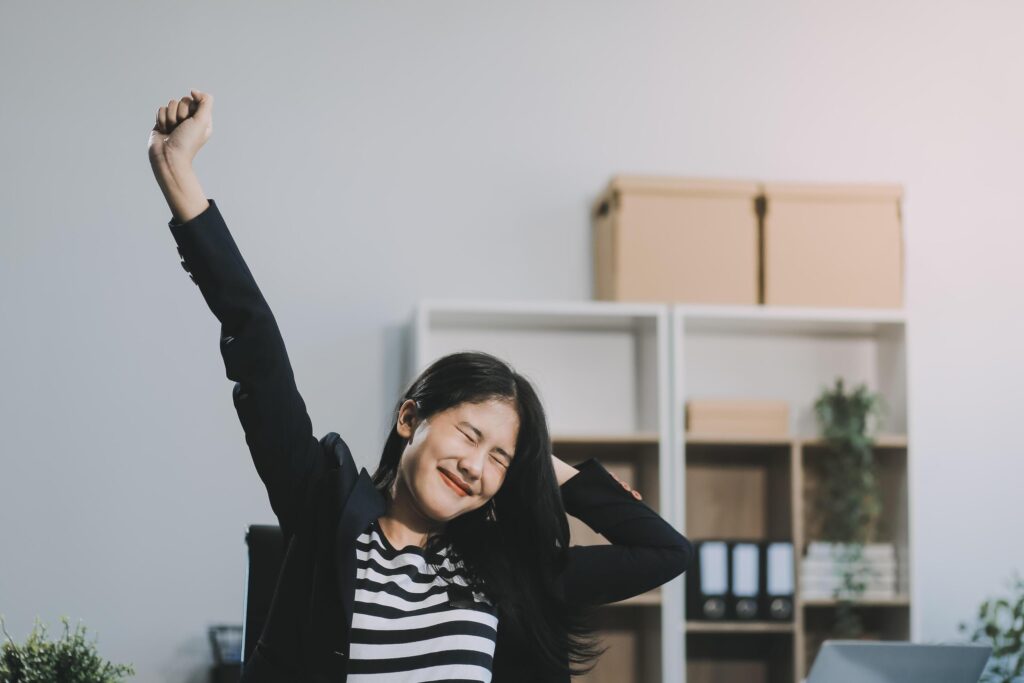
[371,350,607,677]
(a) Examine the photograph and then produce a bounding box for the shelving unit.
[408,299,684,683]
[406,299,910,683]
[673,304,909,683]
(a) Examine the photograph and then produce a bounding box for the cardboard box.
[762,182,904,308]
[686,399,790,438]
[592,176,760,304]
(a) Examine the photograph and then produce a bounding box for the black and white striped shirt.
[346,517,500,682]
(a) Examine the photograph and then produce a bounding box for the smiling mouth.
[439,470,470,496]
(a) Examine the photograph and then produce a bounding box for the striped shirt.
[346,517,500,682]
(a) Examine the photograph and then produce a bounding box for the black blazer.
[168,198,692,683]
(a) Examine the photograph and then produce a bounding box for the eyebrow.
[459,420,514,460]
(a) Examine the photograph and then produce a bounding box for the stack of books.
[801,542,899,600]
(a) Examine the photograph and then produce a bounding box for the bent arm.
[558,458,692,606]
[168,198,324,540]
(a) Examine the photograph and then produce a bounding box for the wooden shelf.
[684,433,792,446]
[801,434,908,449]
[553,432,661,445]
[802,596,911,608]
[609,589,662,607]
[686,621,794,634]
[685,433,908,449]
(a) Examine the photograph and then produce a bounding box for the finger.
[177,97,192,121]
[631,490,642,500]
[191,89,212,116]
[158,107,167,134]
[166,98,179,126]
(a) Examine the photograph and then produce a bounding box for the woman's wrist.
[152,151,209,224]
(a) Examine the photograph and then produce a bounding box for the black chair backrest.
[242,525,286,665]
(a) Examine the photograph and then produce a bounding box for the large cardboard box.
[686,399,790,438]
[762,182,904,308]
[592,176,760,304]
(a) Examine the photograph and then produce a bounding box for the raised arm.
[557,458,692,607]
[150,91,326,540]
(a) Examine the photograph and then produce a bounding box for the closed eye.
[460,427,508,468]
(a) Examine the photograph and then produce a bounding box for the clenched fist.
[148,89,213,167]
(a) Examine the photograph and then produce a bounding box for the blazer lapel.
[334,468,387,632]
[306,464,386,681]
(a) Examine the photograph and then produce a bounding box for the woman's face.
[395,398,519,522]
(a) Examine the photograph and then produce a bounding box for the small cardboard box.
[762,182,904,308]
[592,176,760,304]
[686,399,790,438]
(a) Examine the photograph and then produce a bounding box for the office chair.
[242,525,286,667]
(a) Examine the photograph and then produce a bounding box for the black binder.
[763,541,794,621]
[687,539,795,621]
[686,540,728,619]
[729,541,761,619]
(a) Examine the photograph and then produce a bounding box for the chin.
[413,485,464,520]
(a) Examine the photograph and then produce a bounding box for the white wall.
[1,1,1021,680]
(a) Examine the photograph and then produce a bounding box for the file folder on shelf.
[687,540,729,619]
[687,539,795,621]
[731,542,761,619]
[764,541,794,621]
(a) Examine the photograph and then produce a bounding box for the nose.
[456,449,485,487]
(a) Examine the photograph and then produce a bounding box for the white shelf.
[677,303,906,335]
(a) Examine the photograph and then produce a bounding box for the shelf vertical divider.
[664,305,686,683]
[792,438,806,682]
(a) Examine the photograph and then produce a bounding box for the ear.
[396,398,419,439]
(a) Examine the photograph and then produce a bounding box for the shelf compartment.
[412,300,668,436]
[686,631,794,683]
[801,602,910,675]
[677,305,907,437]
[800,444,909,597]
[576,605,662,683]
[685,443,792,541]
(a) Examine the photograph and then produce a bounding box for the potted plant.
[811,377,888,637]
[959,572,1024,682]
[0,615,134,682]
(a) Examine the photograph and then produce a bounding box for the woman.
[149,90,692,683]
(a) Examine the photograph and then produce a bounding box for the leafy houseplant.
[812,377,887,637]
[959,573,1024,683]
[0,615,134,683]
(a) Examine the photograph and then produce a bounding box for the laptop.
[807,641,992,683]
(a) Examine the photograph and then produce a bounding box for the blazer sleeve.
[557,457,692,607]
[168,198,326,540]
